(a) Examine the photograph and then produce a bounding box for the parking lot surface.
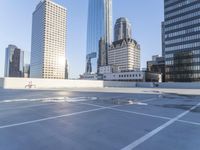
[0,88,200,150]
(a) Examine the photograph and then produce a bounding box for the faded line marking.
[178,119,200,126]
[0,97,98,111]
[109,108,171,120]
[121,102,200,150]
[0,97,97,104]
[79,100,200,127]
[0,103,121,129]
[0,107,105,129]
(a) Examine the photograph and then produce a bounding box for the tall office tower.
[98,37,107,71]
[4,45,24,77]
[164,0,200,82]
[30,0,67,79]
[108,39,140,71]
[114,17,132,41]
[161,21,165,57]
[86,0,112,74]
[24,64,30,78]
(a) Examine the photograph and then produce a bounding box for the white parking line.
[0,104,122,129]
[0,97,98,111]
[121,102,200,150]
[0,97,97,104]
[178,119,200,126]
[109,107,171,120]
[0,107,106,129]
[74,99,200,128]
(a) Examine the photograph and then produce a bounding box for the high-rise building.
[114,17,132,41]
[30,0,67,79]
[161,21,165,57]
[164,0,200,82]
[98,37,107,71]
[108,39,140,71]
[107,18,140,72]
[24,64,30,78]
[86,0,112,74]
[4,45,24,77]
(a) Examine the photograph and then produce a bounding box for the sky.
[0,0,164,78]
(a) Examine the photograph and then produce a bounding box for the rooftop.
[0,88,200,150]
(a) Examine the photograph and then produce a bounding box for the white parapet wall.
[0,77,200,89]
[2,78,104,89]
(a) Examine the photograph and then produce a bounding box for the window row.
[165,3,200,18]
[166,65,200,71]
[165,0,198,13]
[166,42,200,51]
[165,0,180,6]
[165,26,200,38]
[165,34,200,45]
[165,18,200,32]
[165,10,200,25]
[118,74,142,78]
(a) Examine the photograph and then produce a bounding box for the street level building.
[99,66,162,82]
[103,70,145,82]
[30,0,67,79]
[164,0,200,82]
[4,45,24,77]
[147,55,165,82]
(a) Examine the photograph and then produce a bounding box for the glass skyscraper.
[86,0,112,74]
[164,0,200,82]
[4,45,24,77]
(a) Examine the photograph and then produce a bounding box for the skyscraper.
[107,18,140,72]
[161,21,165,57]
[4,45,24,77]
[164,0,200,82]
[98,37,107,69]
[114,17,132,41]
[30,0,67,79]
[86,0,112,74]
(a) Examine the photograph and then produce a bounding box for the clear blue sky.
[0,0,164,78]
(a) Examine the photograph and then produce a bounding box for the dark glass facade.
[4,45,24,77]
[161,21,165,57]
[164,0,200,82]
[86,0,112,74]
[147,56,165,82]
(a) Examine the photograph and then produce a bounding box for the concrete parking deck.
[0,88,200,150]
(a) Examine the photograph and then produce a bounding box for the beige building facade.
[108,39,140,71]
[30,0,67,79]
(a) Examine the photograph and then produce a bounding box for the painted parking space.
[0,88,199,150]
